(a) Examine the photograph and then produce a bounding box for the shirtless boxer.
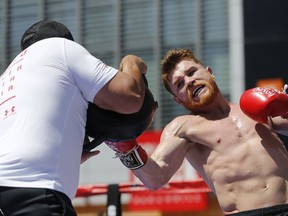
[106,48,288,215]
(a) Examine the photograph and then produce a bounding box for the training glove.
[239,85,288,123]
[105,139,148,170]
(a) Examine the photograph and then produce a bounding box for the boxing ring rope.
[76,178,211,216]
[76,179,211,196]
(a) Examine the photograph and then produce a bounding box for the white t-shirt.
[0,38,118,199]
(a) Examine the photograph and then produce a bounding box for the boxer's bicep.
[132,134,187,190]
[154,135,188,178]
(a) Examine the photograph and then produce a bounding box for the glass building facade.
[0,0,230,130]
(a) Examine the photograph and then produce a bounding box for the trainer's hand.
[81,135,100,164]
[105,139,147,170]
[119,55,147,75]
[240,86,288,123]
[81,150,100,164]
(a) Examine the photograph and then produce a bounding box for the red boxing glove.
[240,86,288,123]
[105,139,148,170]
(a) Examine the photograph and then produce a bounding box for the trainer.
[0,20,148,216]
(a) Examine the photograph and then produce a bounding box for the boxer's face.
[168,60,219,112]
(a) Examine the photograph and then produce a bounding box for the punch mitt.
[83,81,157,151]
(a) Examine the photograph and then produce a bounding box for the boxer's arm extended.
[106,129,188,190]
[133,135,188,190]
[94,55,147,114]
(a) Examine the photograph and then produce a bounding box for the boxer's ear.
[173,96,182,104]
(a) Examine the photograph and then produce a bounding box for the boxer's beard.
[181,76,219,112]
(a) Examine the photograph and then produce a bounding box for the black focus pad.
[83,86,157,151]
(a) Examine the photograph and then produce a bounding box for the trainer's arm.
[132,127,189,190]
[81,135,100,163]
[94,55,147,114]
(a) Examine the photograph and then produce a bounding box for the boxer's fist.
[105,139,147,170]
[240,86,288,123]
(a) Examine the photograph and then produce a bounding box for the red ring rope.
[76,178,211,197]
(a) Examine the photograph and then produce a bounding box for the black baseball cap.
[20,20,74,50]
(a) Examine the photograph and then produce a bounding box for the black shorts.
[0,186,77,216]
[227,204,288,216]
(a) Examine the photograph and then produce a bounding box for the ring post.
[107,184,121,216]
